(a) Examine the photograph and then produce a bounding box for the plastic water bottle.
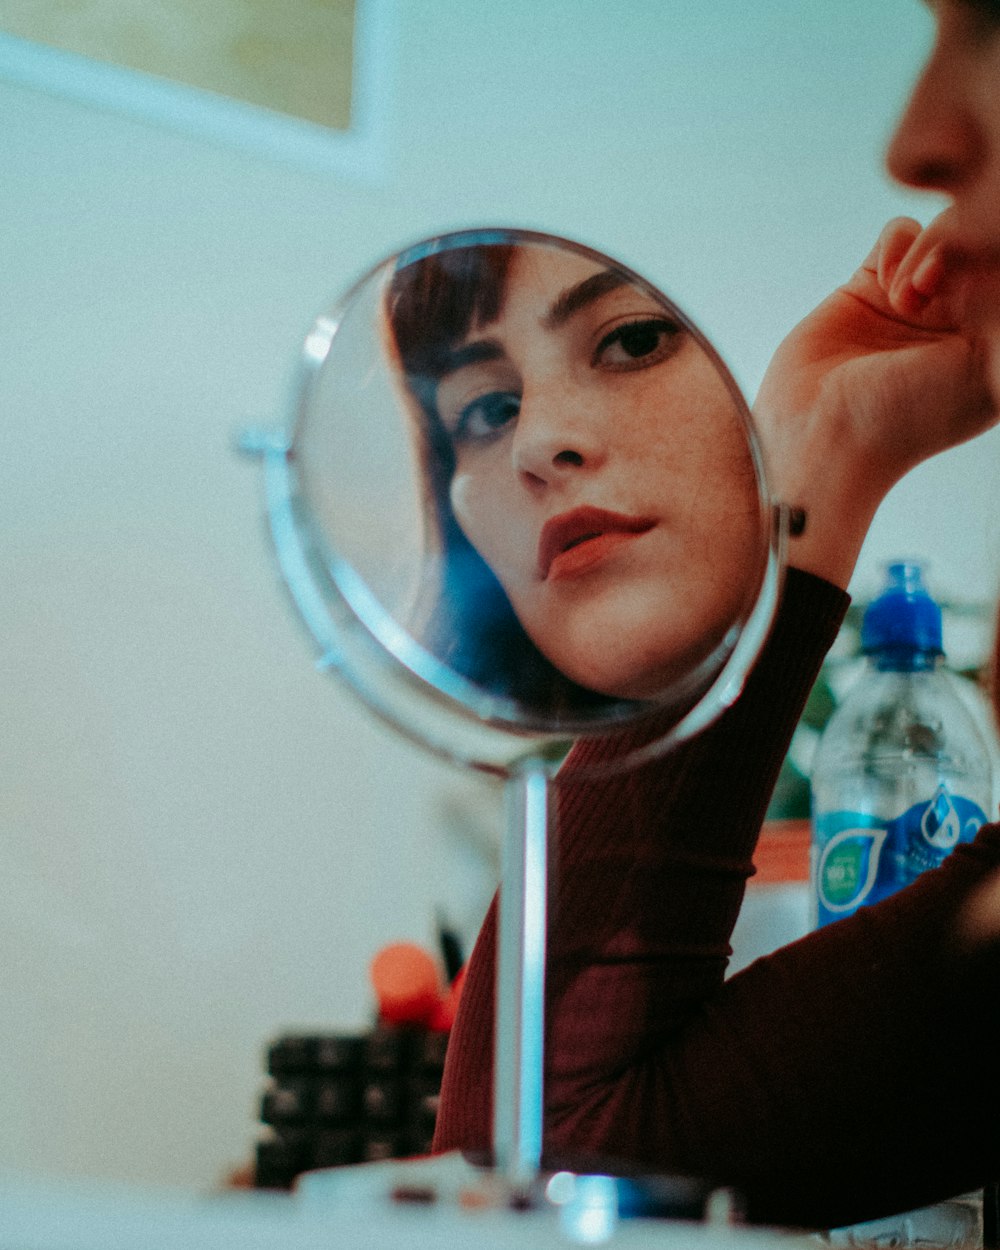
[811,562,993,929]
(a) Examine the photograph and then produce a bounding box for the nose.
[511,386,606,486]
[885,32,984,193]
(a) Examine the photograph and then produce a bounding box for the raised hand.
[754,215,998,588]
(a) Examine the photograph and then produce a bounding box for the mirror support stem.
[494,764,550,1188]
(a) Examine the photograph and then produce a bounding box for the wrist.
[756,406,892,591]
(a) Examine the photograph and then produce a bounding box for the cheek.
[448,472,483,548]
[450,470,538,612]
[449,470,511,579]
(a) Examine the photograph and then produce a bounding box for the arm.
[434,567,847,1164]
[437,571,1000,1229]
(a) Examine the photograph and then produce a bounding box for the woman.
[384,238,767,720]
[432,0,1000,1229]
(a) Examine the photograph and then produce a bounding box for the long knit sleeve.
[433,567,1000,1229]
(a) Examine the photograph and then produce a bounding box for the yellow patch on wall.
[0,0,355,130]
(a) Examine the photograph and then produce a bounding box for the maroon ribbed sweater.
[433,568,1000,1229]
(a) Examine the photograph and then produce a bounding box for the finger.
[844,218,923,315]
[858,216,921,287]
[911,246,946,298]
[887,209,957,317]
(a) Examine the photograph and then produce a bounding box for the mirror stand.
[495,764,550,1189]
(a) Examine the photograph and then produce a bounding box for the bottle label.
[813,784,987,926]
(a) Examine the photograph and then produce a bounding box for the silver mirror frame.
[257,227,786,780]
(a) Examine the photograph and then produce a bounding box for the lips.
[538,506,655,581]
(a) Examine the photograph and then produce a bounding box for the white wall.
[3,0,999,1190]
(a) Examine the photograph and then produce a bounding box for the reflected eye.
[453,391,521,442]
[593,318,682,372]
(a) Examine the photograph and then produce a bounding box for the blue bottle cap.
[860,562,943,659]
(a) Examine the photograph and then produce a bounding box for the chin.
[549,635,719,703]
[543,648,653,702]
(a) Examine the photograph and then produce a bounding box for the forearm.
[434,567,848,1158]
[542,567,847,1119]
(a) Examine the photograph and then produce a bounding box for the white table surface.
[0,1154,816,1250]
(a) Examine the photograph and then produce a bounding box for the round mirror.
[253,227,788,1189]
[262,228,782,778]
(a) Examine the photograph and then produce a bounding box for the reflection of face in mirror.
[384,240,766,706]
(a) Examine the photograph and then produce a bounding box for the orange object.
[751,819,811,885]
[370,942,443,1026]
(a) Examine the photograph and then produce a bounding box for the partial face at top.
[887,0,1000,397]
[886,0,1000,728]
[429,245,764,701]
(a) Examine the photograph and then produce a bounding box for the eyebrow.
[543,268,633,330]
[431,338,505,380]
[429,267,635,380]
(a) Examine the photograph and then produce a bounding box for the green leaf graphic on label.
[817,827,887,913]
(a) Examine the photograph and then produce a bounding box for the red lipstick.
[538,506,655,581]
